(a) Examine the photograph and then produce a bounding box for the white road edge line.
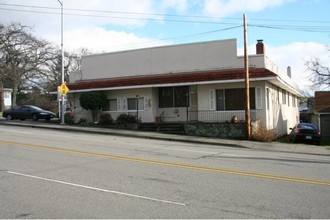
[6,171,186,206]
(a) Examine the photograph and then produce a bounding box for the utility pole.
[243,14,251,140]
[58,0,65,124]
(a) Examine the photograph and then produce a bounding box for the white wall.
[81,39,245,81]
[264,82,300,135]
[103,88,155,122]
[4,89,12,109]
[70,38,301,134]
[197,81,299,135]
[198,82,264,121]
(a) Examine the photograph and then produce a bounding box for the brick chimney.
[256,39,264,54]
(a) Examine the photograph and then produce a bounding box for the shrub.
[116,113,138,124]
[99,112,113,125]
[78,117,90,126]
[79,92,107,122]
[251,122,277,142]
[64,113,75,124]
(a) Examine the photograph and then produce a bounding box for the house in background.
[67,38,302,136]
[314,91,330,141]
[3,88,13,109]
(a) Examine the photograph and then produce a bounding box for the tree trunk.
[0,81,4,111]
[91,109,99,123]
[12,82,18,107]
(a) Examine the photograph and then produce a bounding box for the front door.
[189,85,198,121]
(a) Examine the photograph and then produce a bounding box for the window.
[109,99,117,111]
[128,98,144,110]
[209,89,216,110]
[111,97,147,112]
[216,90,224,110]
[256,87,262,109]
[266,88,270,110]
[105,100,110,111]
[159,86,189,108]
[159,87,173,108]
[282,90,286,105]
[174,86,189,107]
[215,88,255,111]
[127,98,136,110]
[4,91,9,99]
[104,99,119,111]
[292,96,296,107]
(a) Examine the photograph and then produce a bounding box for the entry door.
[189,86,198,121]
[321,114,330,141]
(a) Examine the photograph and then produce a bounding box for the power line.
[249,24,330,33]
[89,25,243,51]
[0,2,329,39]
[1,2,330,27]
[0,3,241,25]
[0,7,240,25]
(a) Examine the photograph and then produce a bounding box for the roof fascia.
[66,77,277,94]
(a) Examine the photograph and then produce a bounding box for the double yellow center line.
[1,140,330,186]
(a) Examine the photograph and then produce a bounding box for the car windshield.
[299,123,317,130]
[29,106,43,111]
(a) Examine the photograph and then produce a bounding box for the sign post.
[60,83,69,96]
[59,83,69,124]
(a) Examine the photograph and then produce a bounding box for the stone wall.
[184,122,247,139]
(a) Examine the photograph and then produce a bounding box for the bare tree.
[0,81,4,111]
[44,47,92,92]
[0,22,53,107]
[306,56,330,90]
[0,23,6,111]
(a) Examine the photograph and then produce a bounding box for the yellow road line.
[1,140,330,187]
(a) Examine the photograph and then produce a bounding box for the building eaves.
[67,68,276,92]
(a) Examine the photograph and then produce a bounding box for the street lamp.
[57,0,65,124]
[136,94,139,122]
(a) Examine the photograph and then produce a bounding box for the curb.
[0,121,329,156]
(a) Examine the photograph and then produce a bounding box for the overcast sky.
[0,0,329,93]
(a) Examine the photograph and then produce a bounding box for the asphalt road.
[0,125,329,218]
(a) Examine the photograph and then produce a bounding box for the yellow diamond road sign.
[59,83,69,96]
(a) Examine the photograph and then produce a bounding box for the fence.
[187,110,257,123]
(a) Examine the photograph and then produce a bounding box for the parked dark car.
[3,105,56,121]
[289,123,321,145]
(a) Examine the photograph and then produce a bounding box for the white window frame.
[121,98,127,111]
[116,97,149,112]
[255,87,262,109]
[144,97,149,110]
[209,89,216,110]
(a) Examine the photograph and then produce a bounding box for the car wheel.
[32,114,38,121]
[20,118,26,121]
[45,117,51,121]
[6,114,13,120]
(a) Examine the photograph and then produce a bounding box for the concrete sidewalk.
[0,120,329,156]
